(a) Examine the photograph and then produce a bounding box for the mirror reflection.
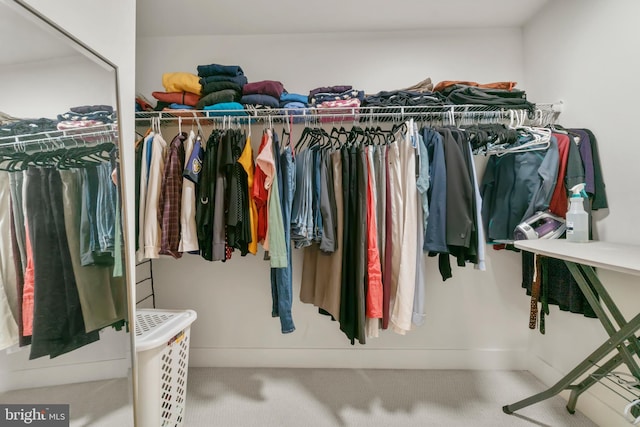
[0,1,133,426]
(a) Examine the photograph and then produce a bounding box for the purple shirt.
[570,129,595,196]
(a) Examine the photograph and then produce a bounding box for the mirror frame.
[2,0,138,419]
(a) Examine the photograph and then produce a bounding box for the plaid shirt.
[158,132,186,258]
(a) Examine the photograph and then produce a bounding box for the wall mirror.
[0,1,135,425]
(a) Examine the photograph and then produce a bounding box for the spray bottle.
[566,183,589,243]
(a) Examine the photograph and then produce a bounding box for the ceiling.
[0,1,77,66]
[137,0,549,37]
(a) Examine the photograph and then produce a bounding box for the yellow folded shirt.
[162,72,202,96]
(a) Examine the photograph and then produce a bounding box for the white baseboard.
[189,348,528,370]
[528,355,630,427]
[0,358,129,392]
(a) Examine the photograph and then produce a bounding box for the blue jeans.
[290,149,313,248]
[271,146,296,333]
[96,162,116,253]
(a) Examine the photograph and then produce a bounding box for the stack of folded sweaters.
[152,72,202,110]
[57,105,115,130]
[196,64,246,111]
[240,80,285,109]
[309,85,364,121]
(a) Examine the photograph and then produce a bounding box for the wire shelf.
[0,122,119,150]
[135,103,561,124]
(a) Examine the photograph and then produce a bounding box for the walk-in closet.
[0,1,639,426]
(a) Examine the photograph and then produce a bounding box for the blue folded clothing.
[240,94,280,108]
[283,102,308,110]
[169,103,194,110]
[203,102,248,116]
[280,92,309,105]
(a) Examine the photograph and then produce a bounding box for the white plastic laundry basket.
[135,309,197,427]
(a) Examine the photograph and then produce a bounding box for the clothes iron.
[514,211,566,240]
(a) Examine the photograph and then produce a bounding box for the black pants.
[27,167,98,360]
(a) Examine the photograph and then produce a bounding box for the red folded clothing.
[242,80,285,99]
[152,91,200,107]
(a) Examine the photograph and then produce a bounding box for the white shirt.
[144,132,167,259]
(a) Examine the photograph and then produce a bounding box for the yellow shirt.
[238,135,258,255]
[162,72,202,96]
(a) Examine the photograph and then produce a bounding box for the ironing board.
[504,240,640,415]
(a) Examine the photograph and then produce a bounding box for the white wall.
[137,28,525,98]
[136,28,537,370]
[0,55,115,118]
[524,1,640,425]
[0,0,136,395]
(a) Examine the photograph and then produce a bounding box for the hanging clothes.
[389,124,418,335]
[238,133,258,255]
[159,132,187,258]
[26,167,99,359]
[136,131,153,261]
[222,129,251,255]
[271,131,295,334]
[59,169,125,333]
[365,146,383,330]
[0,172,19,351]
[143,131,168,259]
[481,133,559,242]
[521,127,608,323]
[178,130,199,253]
[300,150,344,321]
[196,129,220,260]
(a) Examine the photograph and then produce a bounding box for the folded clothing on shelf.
[281,102,310,123]
[57,110,115,123]
[70,105,114,114]
[199,74,248,87]
[0,111,19,125]
[201,81,243,96]
[362,90,444,107]
[282,101,308,110]
[434,80,517,92]
[310,89,364,106]
[444,85,534,111]
[0,118,58,137]
[197,63,244,77]
[162,72,202,95]
[153,91,200,108]
[240,94,280,108]
[135,94,154,111]
[316,98,361,122]
[196,89,242,110]
[280,92,309,106]
[57,119,106,130]
[309,85,352,98]
[402,77,434,93]
[243,80,285,99]
[168,103,194,110]
[203,102,248,116]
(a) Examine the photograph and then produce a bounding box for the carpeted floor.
[0,368,599,426]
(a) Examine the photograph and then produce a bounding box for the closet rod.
[0,123,119,149]
[135,103,561,123]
